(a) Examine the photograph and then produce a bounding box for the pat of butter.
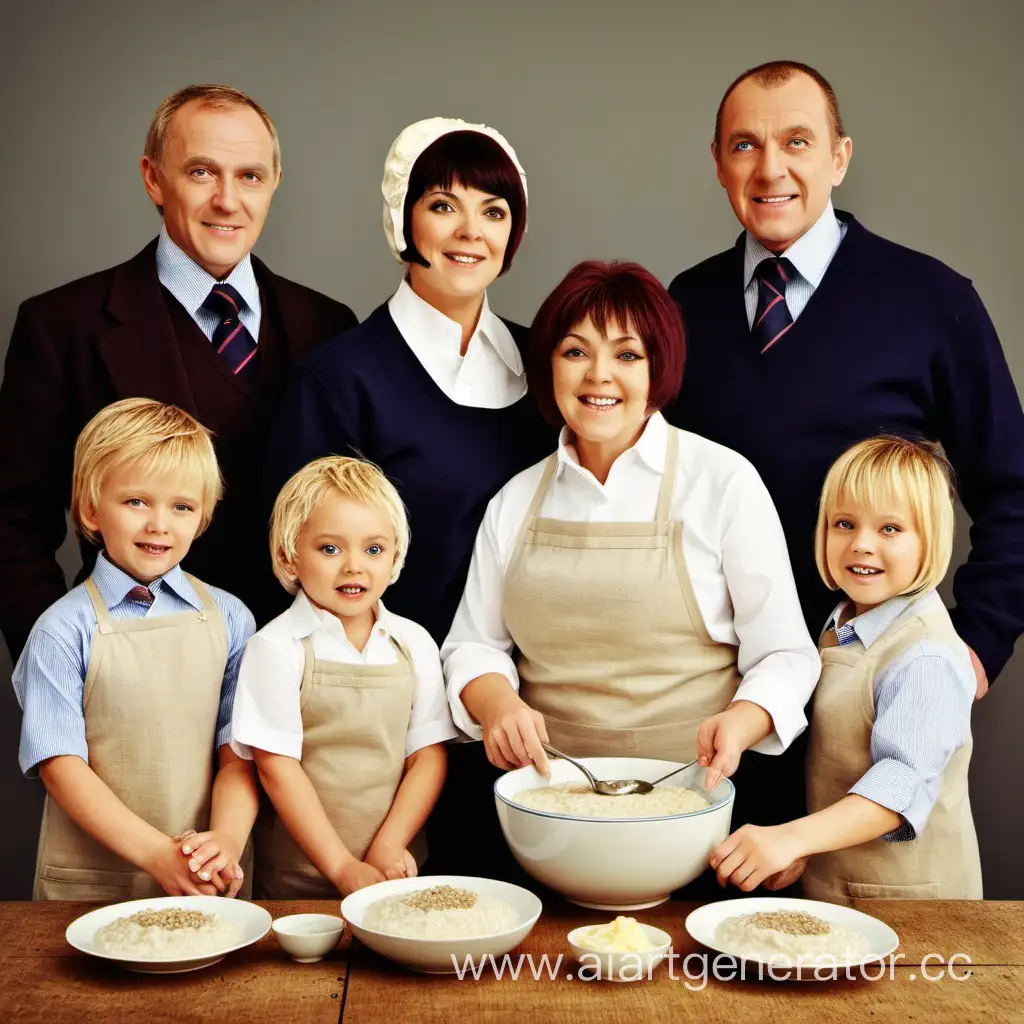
[576,916,659,953]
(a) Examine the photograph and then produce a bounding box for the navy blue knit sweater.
[667,212,1024,679]
[266,303,555,645]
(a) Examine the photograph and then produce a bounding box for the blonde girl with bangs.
[709,435,982,905]
[230,456,455,898]
[14,398,259,900]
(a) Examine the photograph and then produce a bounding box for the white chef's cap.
[381,116,528,262]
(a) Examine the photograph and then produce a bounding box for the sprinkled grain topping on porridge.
[404,886,478,912]
[715,909,872,965]
[364,887,519,939]
[95,907,244,959]
[513,782,709,818]
[125,909,210,930]
[745,911,832,936]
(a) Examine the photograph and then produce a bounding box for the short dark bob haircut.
[401,131,526,276]
[529,260,686,427]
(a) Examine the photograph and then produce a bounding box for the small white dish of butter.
[567,916,672,982]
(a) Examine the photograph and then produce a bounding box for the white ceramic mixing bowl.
[495,757,734,909]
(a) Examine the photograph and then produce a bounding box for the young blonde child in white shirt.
[231,456,456,897]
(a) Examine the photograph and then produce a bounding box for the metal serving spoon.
[541,743,698,796]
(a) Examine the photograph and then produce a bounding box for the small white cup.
[272,914,345,963]
[567,923,672,982]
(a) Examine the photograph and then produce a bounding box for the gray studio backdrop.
[1,0,1021,898]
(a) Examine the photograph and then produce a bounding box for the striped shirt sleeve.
[13,624,89,777]
[207,587,257,750]
[849,640,974,841]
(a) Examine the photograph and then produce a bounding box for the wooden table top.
[1,899,1020,1024]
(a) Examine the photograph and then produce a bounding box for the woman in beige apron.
[34,574,247,900]
[710,436,981,904]
[441,261,819,881]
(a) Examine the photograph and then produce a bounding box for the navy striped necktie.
[202,283,259,380]
[752,257,796,354]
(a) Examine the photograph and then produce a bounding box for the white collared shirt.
[230,590,457,760]
[743,200,846,327]
[387,278,526,409]
[441,412,820,752]
[155,226,262,342]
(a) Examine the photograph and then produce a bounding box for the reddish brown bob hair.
[401,131,526,276]
[529,261,686,427]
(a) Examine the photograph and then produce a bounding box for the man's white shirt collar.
[155,225,261,319]
[743,200,843,290]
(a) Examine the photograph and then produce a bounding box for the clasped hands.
[334,840,418,896]
[157,829,245,898]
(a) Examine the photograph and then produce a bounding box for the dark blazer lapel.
[96,239,199,414]
[252,253,314,361]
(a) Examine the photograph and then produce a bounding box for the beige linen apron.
[803,604,982,905]
[34,575,234,901]
[501,427,740,760]
[258,635,418,898]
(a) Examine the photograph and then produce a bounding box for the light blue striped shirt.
[155,226,262,342]
[823,590,975,842]
[744,200,847,328]
[12,552,255,777]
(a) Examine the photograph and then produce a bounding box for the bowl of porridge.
[65,895,272,973]
[495,756,734,910]
[340,875,542,974]
[685,897,900,981]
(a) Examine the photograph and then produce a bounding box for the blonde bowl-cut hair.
[270,456,410,594]
[814,435,956,597]
[144,83,281,173]
[72,398,223,545]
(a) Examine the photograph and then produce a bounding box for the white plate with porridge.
[66,895,272,973]
[685,897,899,981]
[341,875,542,973]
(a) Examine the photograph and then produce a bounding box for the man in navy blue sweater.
[666,61,1024,846]
[668,59,1024,698]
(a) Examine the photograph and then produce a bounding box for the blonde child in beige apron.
[710,436,982,904]
[443,262,819,881]
[15,398,258,901]
[233,457,455,898]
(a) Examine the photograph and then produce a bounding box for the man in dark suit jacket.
[0,84,357,656]
[666,61,1024,849]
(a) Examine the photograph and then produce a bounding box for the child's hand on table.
[144,834,221,896]
[709,823,805,892]
[335,860,386,896]
[179,829,245,898]
[366,841,418,881]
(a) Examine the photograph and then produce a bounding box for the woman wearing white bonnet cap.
[266,117,553,881]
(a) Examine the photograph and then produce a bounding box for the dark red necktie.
[752,257,796,354]
[202,283,259,380]
[126,585,154,605]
